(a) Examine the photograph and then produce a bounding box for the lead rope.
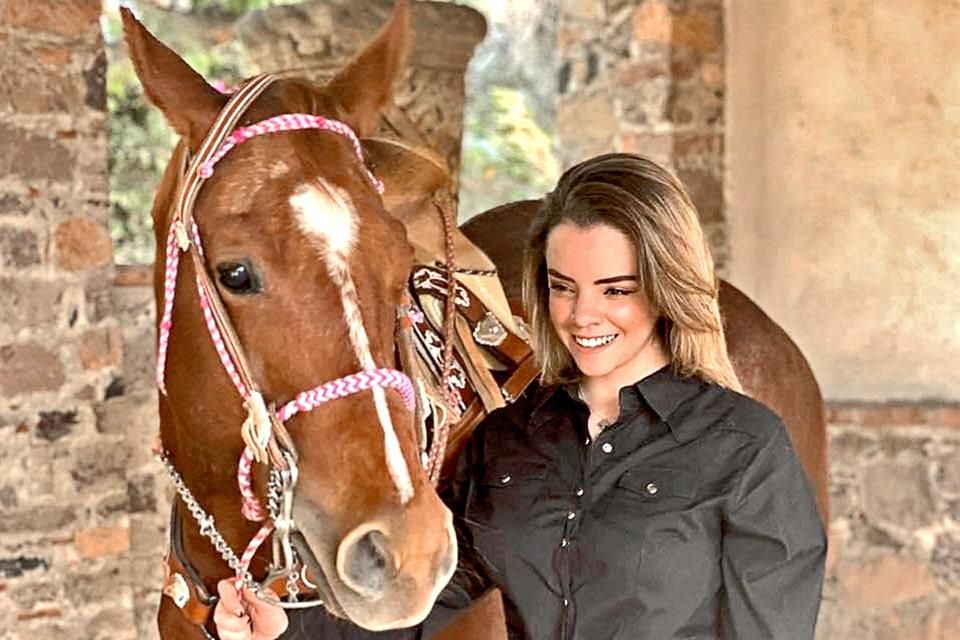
[425,193,461,485]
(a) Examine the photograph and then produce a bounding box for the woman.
[217,153,827,639]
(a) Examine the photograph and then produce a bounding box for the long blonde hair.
[522,153,741,391]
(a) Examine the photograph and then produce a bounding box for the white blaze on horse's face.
[290,181,415,504]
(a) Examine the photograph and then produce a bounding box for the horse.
[124,0,827,636]
[121,2,475,637]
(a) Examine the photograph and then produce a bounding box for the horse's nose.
[336,524,397,598]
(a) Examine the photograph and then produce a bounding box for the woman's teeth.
[574,334,617,348]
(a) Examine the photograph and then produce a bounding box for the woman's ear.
[121,7,227,151]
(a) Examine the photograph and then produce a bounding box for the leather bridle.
[155,74,456,615]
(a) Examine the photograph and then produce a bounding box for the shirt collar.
[529,365,718,443]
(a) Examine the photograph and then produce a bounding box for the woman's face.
[545,222,666,389]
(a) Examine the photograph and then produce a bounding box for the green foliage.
[459,86,558,220]
[105,3,255,264]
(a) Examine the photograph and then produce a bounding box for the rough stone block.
[0,505,75,534]
[129,514,166,556]
[936,450,960,494]
[54,217,113,272]
[0,342,65,396]
[66,564,130,608]
[561,0,604,22]
[96,389,158,437]
[86,607,138,640]
[0,125,73,182]
[0,226,41,268]
[120,328,158,390]
[7,580,62,609]
[839,553,937,609]
[0,0,101,37]
[0,192,28,216]
[557,93,617,144]
[632,1,721,53]
[862,456,935,529]
[77,327,123,371]
[70,440,131,489]
[0,277,66,329]
[84,277,114,323]
[830,428,881,461]
[74,525,130,559]
[35,410,78,442]
[0,555,49,578]
[666,82,722,128]
[676,168,723,224]
[83,50,106,112]
[126,474,157,514]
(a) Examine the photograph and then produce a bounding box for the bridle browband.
[155,74,455,616]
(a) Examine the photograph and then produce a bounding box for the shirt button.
[645,482,658,495]
[566,511,576,520]
[499,474,512,484]
[575,488,584,497]
[562,598,569,607]
[560,538,568,548]
[601,442,614,454]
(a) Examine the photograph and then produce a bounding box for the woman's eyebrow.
[547,269,637,285]
[595,275,637,285]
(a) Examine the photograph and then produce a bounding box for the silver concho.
[473,311,507,347]
[163,571,191,609]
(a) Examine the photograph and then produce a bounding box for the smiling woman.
[435,152,827,640]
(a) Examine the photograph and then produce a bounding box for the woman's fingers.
[247,587,289,640]
[214,579,252,640]
[213,579,289,640]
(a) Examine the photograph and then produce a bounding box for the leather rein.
[156,74,460,625]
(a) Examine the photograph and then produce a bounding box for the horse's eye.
[216,261,259,294]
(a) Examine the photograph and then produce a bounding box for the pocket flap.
[617,466,695,499]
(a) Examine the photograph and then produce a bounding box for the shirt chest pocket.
[615,466,697,516]
[468,466,550,527]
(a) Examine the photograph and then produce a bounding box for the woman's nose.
[571,293,601,325]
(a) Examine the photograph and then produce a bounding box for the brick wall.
[0,1,162,638]
[556,0,728,270]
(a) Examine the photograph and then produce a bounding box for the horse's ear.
[325,0,410,137]
[121,7,225,150]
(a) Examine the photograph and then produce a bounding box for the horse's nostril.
[341,529,393,597]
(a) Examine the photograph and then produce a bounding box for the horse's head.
[123,1,456,630]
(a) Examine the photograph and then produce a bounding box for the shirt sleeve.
[719,422,827,640]
[421,423,499,639]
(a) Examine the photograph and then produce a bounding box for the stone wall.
[0,1,957,639]
[820,406,960,638]
[0,1,154,638]
[238,0,486,200]
[556,0,728,270]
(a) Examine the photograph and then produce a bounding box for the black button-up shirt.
[432,365,826,640]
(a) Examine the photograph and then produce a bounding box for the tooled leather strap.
[411,265,531,365]
[164,503,319,638]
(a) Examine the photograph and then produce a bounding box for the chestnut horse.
[123,2,462,637]
[461,201,829,523]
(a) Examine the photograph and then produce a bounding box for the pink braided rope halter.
[156,74,415,592]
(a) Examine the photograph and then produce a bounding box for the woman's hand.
[213,579,289,640]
